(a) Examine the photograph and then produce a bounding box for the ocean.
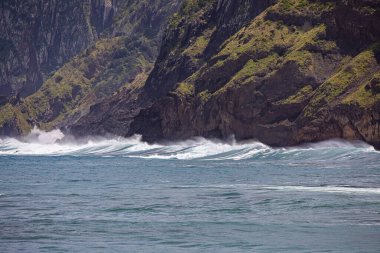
[0,129,379,252]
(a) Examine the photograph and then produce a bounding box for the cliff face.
[71,0,278,136]
[0,0,183,135]
[143,0,277,99]
[0,0,115,101]
[1,0,380,148]
[123,0,380,148]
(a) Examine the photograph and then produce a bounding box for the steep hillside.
[1,0,380,148]
[0,0,112,101]
[0,0,182,135]
[72,0,380,148]
[71,0,277,136]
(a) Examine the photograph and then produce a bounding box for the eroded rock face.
[326,0,380,51]
[0,0,115,99]
[72,0,278,137]
[3,0,380,148]
[0,0,183,136]
[143,0,277,99]
[124,0,380,148]
[295,102,380,149]
[64,0,186,136]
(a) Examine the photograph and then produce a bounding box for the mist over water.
[1,129,380,252]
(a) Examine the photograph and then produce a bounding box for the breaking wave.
[0,127,378,160]
[164,184,380,195]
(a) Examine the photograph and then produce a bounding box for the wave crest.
[0,128,377,160]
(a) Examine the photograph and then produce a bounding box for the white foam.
[262,185,380,194]
[297,139,375,151]
[164,184,380,195]
[24,126,65,144]
[0,128,378,159]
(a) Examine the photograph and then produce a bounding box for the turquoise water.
[1,132,380,252]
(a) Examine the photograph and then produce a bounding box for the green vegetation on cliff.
[1,36,150,132]
[0,0,183,135]
[278,85,314,105]
[124,0,380,147]
[2,0,380,148]
[305,44,380,116]
[175,82,195,97]
[0,104,30,134]
[178,1,337,100]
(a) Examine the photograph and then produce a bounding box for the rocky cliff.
[71,0,278,136]
[0,0,114,101]
[0,0,183,135]
[1,0,380,148]
[73,0,380,148]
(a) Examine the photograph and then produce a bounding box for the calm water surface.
[0,136,380,252]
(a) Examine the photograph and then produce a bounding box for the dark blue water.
[1,135,380,252]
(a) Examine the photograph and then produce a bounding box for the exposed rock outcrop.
[72,0,279,136]
[0,0,183,135]
[123,0,380,148]
[2,0,380,149]
[0,0,116,99]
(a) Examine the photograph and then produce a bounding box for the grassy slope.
[0,0,180,134]
[174,0,336,98]
[305,44,380,116]
[2,0,379,136]
[0,36,151,132]
[172,0,379,119]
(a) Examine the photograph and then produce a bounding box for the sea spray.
[22,126,65,144]
[0,128,377,159]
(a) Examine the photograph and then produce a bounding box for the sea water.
[0,129,379,252]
